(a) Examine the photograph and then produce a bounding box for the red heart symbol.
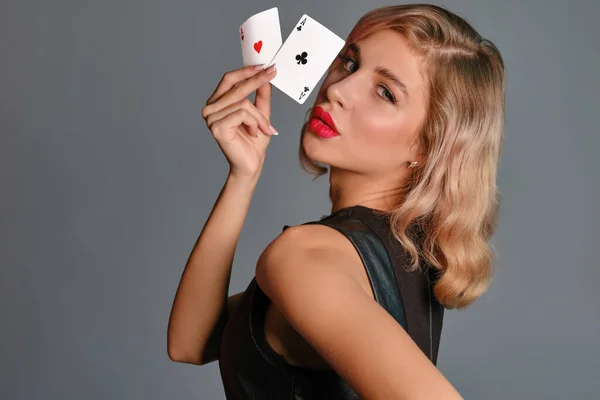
[253,41,263,54]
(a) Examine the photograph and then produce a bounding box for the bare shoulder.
[256,223,373,301]
[268,223,353,251]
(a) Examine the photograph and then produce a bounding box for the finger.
[204,64,277,118]
[206,98,275,136]
[205,64,265,106]
[254,82,272,120]
[211,108,261,141]
[245,122,259,138]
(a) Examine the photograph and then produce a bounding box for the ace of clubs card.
[268,15,346,104]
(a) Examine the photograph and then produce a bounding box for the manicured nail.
[254,64,265,70]
[266,64,276,74]
[269,125,278,135]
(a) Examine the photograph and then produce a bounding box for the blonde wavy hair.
[298,4,505,309]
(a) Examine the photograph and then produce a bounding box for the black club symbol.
[303,87,309,92]
[295,52,308,65]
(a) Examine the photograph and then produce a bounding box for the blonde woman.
[168,4,504,399]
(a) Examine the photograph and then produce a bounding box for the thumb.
[254,82,272,120]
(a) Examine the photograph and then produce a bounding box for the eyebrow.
[347,43,410,99]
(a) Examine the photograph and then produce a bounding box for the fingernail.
[266,64,276,74]
[254,64,265,70]
[269,125,278,135]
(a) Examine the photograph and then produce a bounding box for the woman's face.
[302,29,428,176]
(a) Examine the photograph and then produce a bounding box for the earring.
[408,161,418,168]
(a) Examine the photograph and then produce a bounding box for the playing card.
[268,15,345,104]
[239,7,282,66]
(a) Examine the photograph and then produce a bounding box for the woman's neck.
[328,167,407,214]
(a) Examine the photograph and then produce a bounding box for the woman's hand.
[201,64,278,179]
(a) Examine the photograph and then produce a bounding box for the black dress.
[218,205,445,399]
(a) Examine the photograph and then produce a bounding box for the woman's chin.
[304,133,338,171]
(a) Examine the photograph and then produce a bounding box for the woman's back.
[218,205,444,399]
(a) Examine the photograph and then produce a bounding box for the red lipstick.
[309,106,340,139]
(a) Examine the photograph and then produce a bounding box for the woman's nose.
[325,73,357,110]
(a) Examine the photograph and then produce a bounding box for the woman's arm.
[256,224,463,399]
[167,173,259,365]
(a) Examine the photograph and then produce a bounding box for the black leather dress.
[218,205,445,399]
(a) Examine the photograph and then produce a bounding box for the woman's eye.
[340,55,358,73]
[377,85,397,104]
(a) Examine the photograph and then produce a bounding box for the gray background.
[1,0,599,398]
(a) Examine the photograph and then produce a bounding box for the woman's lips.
[309,117,340,138]
[313,106,339,133]
[310,106,340,138]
